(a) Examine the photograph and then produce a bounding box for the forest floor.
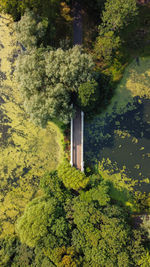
[0,15,64,238]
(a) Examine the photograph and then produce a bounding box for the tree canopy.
[15,40,97,126]
[95,0,138,63]
[77,79,100,111]
[58,160,89,191]
[0,0,61,22]
[101,0,138,32]
[14,9,48,49]
[14,169,149,266]
[16,196,69,249]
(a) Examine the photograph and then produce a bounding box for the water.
[84,98,150,192]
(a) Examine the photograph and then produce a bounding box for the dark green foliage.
[72,200,139,266]
[15,44,96,126]
[40,171,72,202]
[58,160,89,191]
[0,236,35,267]
[0,0,20,20]
[0,0,60,22]
[16,196,70,248]
[79,177,110,206]
[14,170,149,266]
[14,10,48,49]
[95,31,121,63]
[0,236,16,266]
[0,0,70,45]
[101,0,138,32]
[77,79,100,111]
[95,0,138,64]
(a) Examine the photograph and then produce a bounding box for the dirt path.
[73,1,82,45]
[72,1,83,170]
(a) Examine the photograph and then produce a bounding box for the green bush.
[40,171,72,201]
[16,196,69,248]
[58,160,89,191]
[14,9,48,49]
[77,79,100,111]
[94,31,121,63]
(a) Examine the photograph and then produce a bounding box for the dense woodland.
[0,0,150,266]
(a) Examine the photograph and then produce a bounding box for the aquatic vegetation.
[0,15,63,237]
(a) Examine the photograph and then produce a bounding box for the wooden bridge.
[70,107,84,171]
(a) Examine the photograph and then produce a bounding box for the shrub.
[58,160,89,191]
[77,79,100,111]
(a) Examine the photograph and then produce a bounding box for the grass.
[0,14,64,237]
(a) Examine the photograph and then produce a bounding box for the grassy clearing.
[85,57,150,207]
[0,15,64,237]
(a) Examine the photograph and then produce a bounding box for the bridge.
[70,107,84,171]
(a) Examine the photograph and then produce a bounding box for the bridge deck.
[73,108,81,170]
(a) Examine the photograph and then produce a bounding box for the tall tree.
[101,0,138,32]
[0,0,60,22]
[94,0,138,63]
[15,45,97,126]
[16,196,69,249]
[14,9,48,49]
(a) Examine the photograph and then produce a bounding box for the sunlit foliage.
[58,160,89,191]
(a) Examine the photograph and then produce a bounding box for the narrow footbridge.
[70,107,84,171]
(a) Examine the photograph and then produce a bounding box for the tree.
[15,45,96,126]
[0,0,61,22]
[58,160,89,191]
[16,196,70,248]
[72,200,131,266]
[94,31,121,62]
[15,169,149,266]
[15,47,73,126]
[45,45,95,93]
[0,235,35,267]
[94,0,138,63]
[14,10,48,49]
[77,79,100,111]
[101,0,138,32]
[142,215,150,239]
[40,171,72,202]
[138,251,150,267]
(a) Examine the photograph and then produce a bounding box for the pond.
[85,58,150,193]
